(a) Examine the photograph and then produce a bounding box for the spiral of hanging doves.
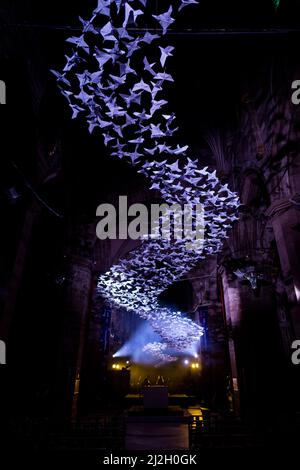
[52,0,240,363]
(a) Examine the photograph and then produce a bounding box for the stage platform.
[125,393,198,409]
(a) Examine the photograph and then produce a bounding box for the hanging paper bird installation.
[52,0,240,363]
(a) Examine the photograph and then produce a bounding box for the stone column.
[0,201,41,342]
[219,265,286,425]
[266,199,300,337]
[266,199,300,412]
[54,254,93,420]
[219,267,241,417]
[191,266,230,413]
[205,300,230,413]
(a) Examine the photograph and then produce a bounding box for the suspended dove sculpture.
[52,0,240,363]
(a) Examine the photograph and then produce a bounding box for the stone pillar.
[219,265,286,425]
[205,300,230,413]
[266,200,300,412]
[0,201,41,342]
[219,267,241,417]
[78,292,111,413]
[191,266,230,413]
[54,254,93,420]
[266,199,300,337]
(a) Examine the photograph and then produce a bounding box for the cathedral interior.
[1,0,300,456]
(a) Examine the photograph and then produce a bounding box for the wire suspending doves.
[52,0,240,363]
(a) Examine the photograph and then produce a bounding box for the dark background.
[0,0,300,453]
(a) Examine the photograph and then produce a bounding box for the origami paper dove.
[94,0,111,16]
[132,79,152,93]
[79,17,98,34]
[123,3,143,28]
[179,0,199,12]
[100,22,116,42]
[150,99,168,115]
[154,72,174,82]
[159,46,174,67]
[152,6,175,35]
[140,32,160,44]
[143,57,156,76]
